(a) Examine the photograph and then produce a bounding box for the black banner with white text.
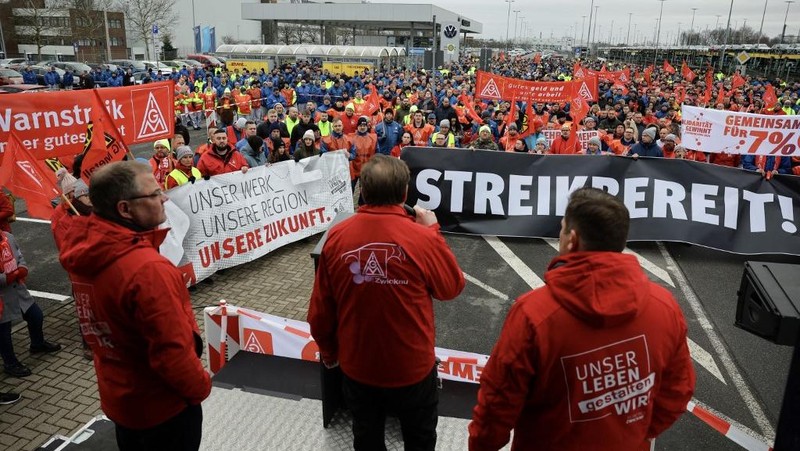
[401,147,800,255]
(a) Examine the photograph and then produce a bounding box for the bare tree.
[13,0,58,61]
[62,0,115,45]
[117,0,177,59]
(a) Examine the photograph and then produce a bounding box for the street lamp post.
[627,13,633,45]
[592,5,599,47]
[715,15,722,29]
[513,9,521,44]
[654,0,666,67]
[677,22,682,45]
[690,8,698,45]
[719,0,734,72]
[582,15,587,48]
[586,0,595,56]
[759,1,768,39]
[505,0,515,51]
[782,1,795,44]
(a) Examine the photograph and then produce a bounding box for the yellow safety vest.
[165,167,202,189]
[431,132,455,147]
[318,120,331,137]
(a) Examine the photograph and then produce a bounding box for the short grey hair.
[89,161,151,220]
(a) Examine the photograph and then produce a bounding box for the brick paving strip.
[0,239,317,451]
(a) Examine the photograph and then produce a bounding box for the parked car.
[186,53,222,67]
[159,60,182,69]
[0,68,24,85]
[0,84,48,93]
[174,59,203,68]
[108,59,147,72]
[0,58,30,68]
[51,61,93,76]
[141,60,173,76]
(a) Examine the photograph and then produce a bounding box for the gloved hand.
[203,174,211,181]
[188,176,196,184]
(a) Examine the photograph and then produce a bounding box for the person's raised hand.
[413,206,438,227]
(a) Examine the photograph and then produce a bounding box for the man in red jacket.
[59,161,211,451]
[469,187,695,451]
[308,155,465,451]
[197,128,250,177]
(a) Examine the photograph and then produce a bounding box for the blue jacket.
[374,120,403,155]
[22,70,37,84]
[44,70,60,86]
[107,75,122,87]
[627,141,663,158]
[63,71,74,87]
[741,155,793,174]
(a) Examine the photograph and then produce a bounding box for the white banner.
[233,306,489,384]
[681,105,800,156]
[161,152,354,284]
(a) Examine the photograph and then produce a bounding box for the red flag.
[0,132,59,220]
[715,86,726,107]
[644,65,654,85]
[463,97,483,123]
[533,53,542,64]
[731,73,746,90]
[80,89,131,182]
[506,98,518,129]
[569,88,590,125]
[681,61,696,82]
[763,84,779,108]
[573,62,586,79]
[663,60,676,74]
[363,85,381,117]
[519,102,536,139]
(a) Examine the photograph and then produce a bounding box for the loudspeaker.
[735,261,800,346]
[423,50,444,70]
[479,48,493,71]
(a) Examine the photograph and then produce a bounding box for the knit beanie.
[175,145,194,160]
[303,129,315,140]
[642,128,656,140]
[55,168,77,195]
[73,179,89,198]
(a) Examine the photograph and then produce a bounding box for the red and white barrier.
[686,399,773,451]
[203,302,775,450]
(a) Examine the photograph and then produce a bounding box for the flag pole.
[60,193,80,216]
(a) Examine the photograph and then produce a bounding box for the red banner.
[0,81,174,163]
[476,71,597,103]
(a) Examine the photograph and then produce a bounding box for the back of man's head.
[564,188,629,252]
[89,161,149,220]
[359,155,410,206]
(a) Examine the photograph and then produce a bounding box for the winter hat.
[235,117,247,129]
[357,116,369,126]
[427,112,437,119]
[73,179,89,199]
[584,116,597,124]
[154,139,171,151]
[439,119,450,128]
[303,129,315,140]
[642,128,656,140]
[479,125,491,134]
[507,122,518,130]
[409,105,418,113]
[664,133,677,142]
[268,122,283,134]
[56,168,77,195]
[345,103,355,111]
[175,145,194,160]
[588,136,602,147]
[536,137,548,145]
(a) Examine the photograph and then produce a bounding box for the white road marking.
[463,272,510,301]
[658,242,776,441]
[622,248,675,287]
[543,239,674,287]
[29,290,71,302]
[687,337,727,385]
[16,217,51,224]
[482,236,544,289]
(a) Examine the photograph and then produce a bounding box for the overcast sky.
[373,0,797,43]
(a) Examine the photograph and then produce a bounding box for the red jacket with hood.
[469,252,695,451]
[308,205,465,387]
[59,214,211,429]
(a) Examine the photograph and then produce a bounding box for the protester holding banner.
[742,155,793,178]
[166,146,202,190]
[468,187,695,451]
[468,126,499,151]
[549,124,580,155]
[59,161,211,451]
[149,139,176,186]
[308,155,465,451]
[627,128,663,159]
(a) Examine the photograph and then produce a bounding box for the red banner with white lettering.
[476,71,598,103]
[0,81,174,163]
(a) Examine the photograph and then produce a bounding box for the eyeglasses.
[125,189,165,201]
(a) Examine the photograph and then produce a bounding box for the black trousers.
[342,367,439,451]
[114,404,203,451]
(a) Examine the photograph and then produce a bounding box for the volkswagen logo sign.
[443,25,458,39]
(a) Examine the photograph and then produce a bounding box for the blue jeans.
[0,303,44,367]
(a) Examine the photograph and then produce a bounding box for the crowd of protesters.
[142,51,800,186]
